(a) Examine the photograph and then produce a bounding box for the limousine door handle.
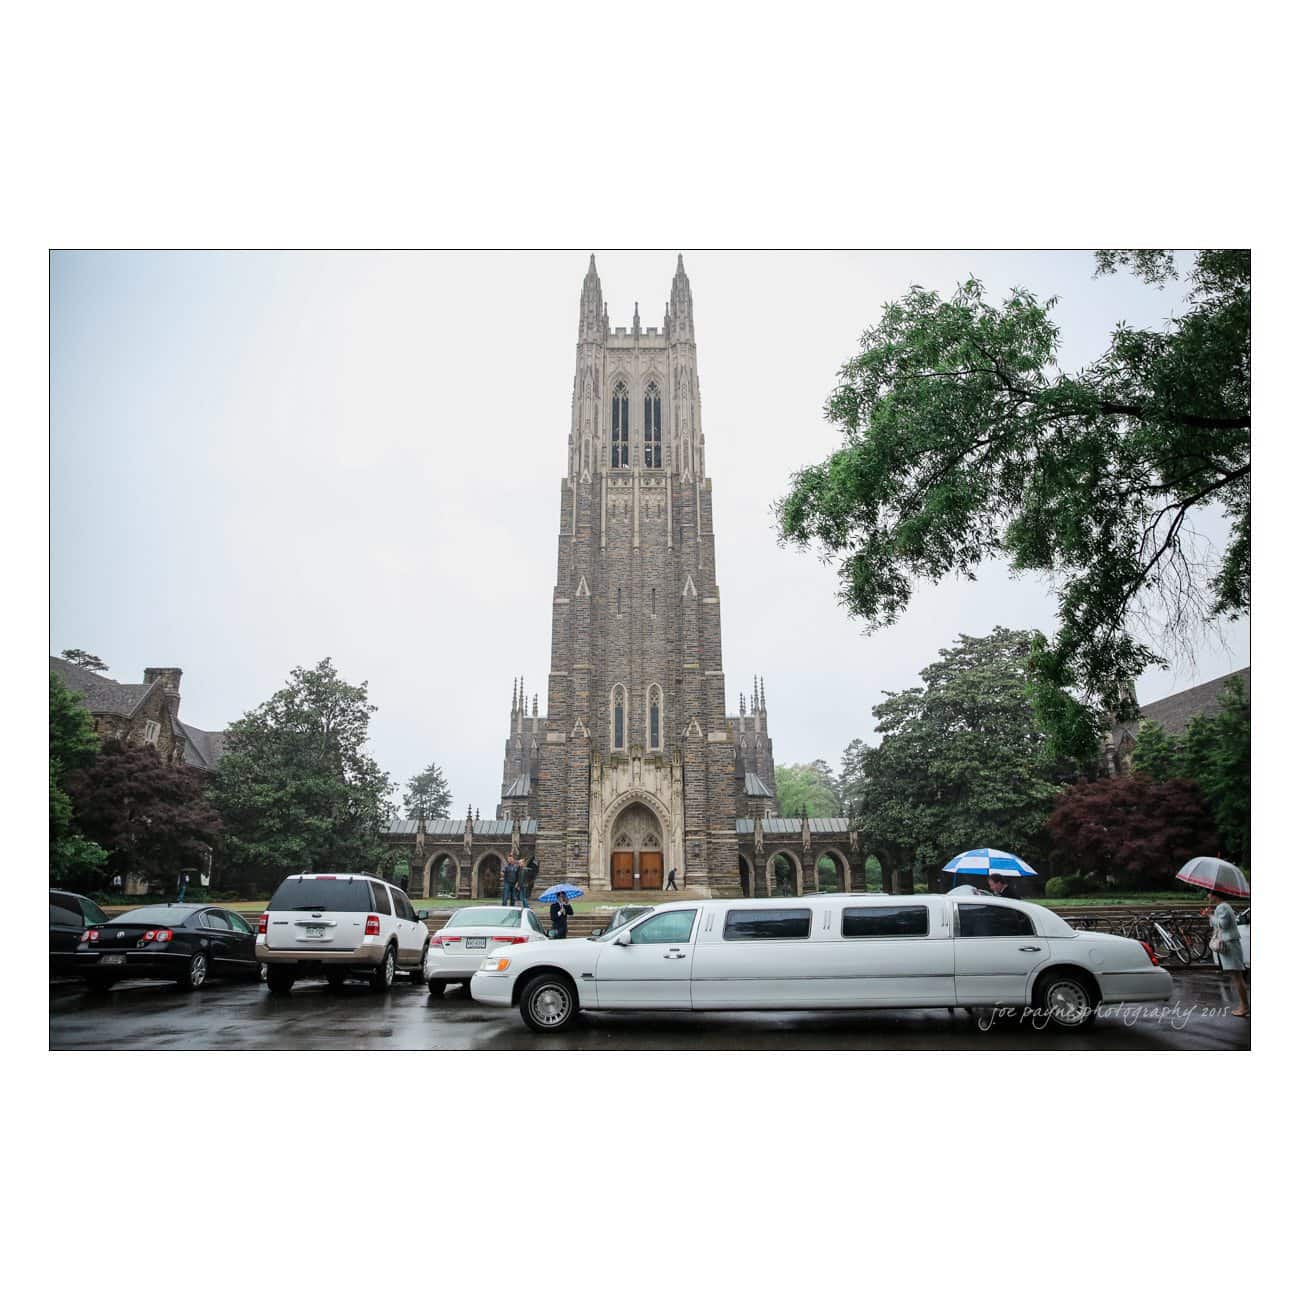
[663,952,687,960]
[1019,945,1042,952]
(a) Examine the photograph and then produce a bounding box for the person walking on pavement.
[502,854,520,907]
[550,890,574,939]
[666,866,678,892]
[521,854,539,908]
[1205,888,1250,1017]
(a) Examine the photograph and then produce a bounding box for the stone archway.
[816,849,849,893]
[423,852,460,898]
[473,853,503,901]
[766,850,802,898]
[738,854,753,898]
[609,801,665,891]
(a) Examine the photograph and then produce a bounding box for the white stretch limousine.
[469,894,1173,1032]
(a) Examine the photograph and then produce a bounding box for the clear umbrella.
[1176,857,1250,898]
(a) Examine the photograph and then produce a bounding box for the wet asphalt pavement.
[49,968,1250,1050]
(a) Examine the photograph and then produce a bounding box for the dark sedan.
[77,904,260,991]
[51,890,110,976]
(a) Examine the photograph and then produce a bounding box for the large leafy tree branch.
[777,250,1249,761]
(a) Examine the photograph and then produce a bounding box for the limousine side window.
[629,910,697,944]
[957,904,1035,938]
[842,906,929,938]
[723,909,812,941]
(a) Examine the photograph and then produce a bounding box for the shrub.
[1045,877,1072,898]
[1045,873,1098,898]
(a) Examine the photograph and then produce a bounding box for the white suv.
[257,873,430,994]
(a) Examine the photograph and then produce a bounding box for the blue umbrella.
[941,848,1037,877]
[538,883,585,903]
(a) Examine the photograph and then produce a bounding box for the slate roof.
[176,720,227,771]
[387,818,539,837]
[735,817,850,835]
[1110,667,1250,745]
[743,772,775,798]
[50,657,228,771]
[503,774,532,798]
[50,657,154,718]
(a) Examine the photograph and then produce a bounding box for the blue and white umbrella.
[941,848,1037,878]
[538,883,585,903]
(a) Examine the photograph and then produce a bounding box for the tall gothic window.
[611,381,629,467]
[647,684,662,750]
[643,381,662,468]
[612,685,626,750]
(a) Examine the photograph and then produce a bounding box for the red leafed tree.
[63,738,222,888]
[1045,776,1219,889]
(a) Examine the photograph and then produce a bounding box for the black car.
[50,889,110,976]
[77,903,260,991]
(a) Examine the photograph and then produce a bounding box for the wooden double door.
[611,851,664,891]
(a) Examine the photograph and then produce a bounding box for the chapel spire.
[579,254,605,343]
[669,253,694,342]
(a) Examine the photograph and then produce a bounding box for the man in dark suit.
[550,890,574,938]
[521,855,540,908]
[988,874,1021,900]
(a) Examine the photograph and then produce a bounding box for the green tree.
[1133,675,1250,867]
[1182,674,1250,867]
[842,629,1081,880]
[212,659,397,891]
[404,761,453,821]
[63,739,222,889]
[61,649,109,672]
[1130,720,1184,782]
[49,672,108,885]
[774,760,841,818]
[777,250,1250,764]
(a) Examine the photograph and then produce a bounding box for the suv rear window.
[268,878,376,912]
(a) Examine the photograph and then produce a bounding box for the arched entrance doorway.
[766,851,801,898]
[816,852,848,892]
[610,802,664,891]
[474,853,503,900]
[426,852,459,898]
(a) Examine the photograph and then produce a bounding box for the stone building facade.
[50,658,227,772]
[388,258,860,898]
[1104,667,1250,774]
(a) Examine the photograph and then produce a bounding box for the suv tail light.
[81,929,99,943]
[364,914,381,936]
[257,912,268,935]
[1140,941,1159,966]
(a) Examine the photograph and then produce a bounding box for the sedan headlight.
[479,957,512,972]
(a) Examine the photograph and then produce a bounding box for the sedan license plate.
[305,925,325,939]
[102,955,126,966]
[466,937,486,949]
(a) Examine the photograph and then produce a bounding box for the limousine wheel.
[1036,971,1095,1028]
[520,973,577,1032]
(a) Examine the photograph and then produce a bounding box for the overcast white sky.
[50,251,1249,812]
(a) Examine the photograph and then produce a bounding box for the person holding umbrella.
[549,889,574,939]
[988,873,1021,901]
[1206,890,1249,1017]
[1177,857,1250,1019]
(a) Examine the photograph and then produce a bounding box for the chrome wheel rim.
[531,984,571,1027]
[190,955,207,987]
[1048,981,1088,1025]
[383,952,394,985]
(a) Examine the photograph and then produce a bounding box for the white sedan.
[469,894,1172,1031]
[425,905,548,994]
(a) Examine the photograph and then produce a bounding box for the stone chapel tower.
[499,255,745,895]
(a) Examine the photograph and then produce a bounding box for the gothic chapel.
[389,257,860,899]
